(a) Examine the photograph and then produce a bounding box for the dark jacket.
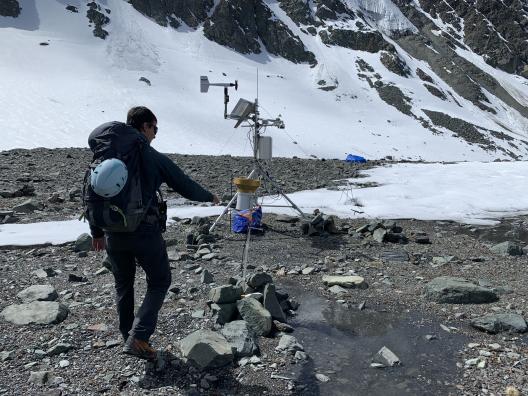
[88,122,213,238]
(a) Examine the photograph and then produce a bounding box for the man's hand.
[212,194,220,205]
[92,237,106,252]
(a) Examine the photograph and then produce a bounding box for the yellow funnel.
[233,177,260,193]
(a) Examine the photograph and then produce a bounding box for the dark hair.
[126,106,157,131]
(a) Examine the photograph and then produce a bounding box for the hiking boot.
[122,337,157,361]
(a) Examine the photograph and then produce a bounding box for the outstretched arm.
[151,149,215,203]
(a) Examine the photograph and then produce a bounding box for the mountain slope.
[0,0,527,161]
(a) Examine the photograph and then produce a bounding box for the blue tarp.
[345,154,367,163]
[232,206,263,233]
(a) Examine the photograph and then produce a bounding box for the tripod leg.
[262,173,307,219]
[209,192,238,233]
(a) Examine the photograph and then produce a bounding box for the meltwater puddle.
[279,281,467,396]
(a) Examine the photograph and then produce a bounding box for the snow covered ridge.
[0,0,527,161]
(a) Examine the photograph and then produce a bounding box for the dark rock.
[201,269,214,284]
[320,29,395,53]
[273,320,294,333]
[0,0,20,17]
[68,274,88,283]
[12,199,40,213]
[211,303,237,325]
[74,233,92,252]
[376,84,413,115]
[263,284,286,322]
[277,0,315,26]
[424,84,447,100]
[236,297,272,336]
[139,77,151,86]
[130,0,213,29]
[380,51,410,77]
[204,0,316,64]
[86,2,110,39]
[471,313,527,334]
[209,285,242,304]
[180,330,234,369]
[416,68,434,83]
[247,272,273,290]
[220,320,259,357]
[422,110,494,148]
[425,277,499,304]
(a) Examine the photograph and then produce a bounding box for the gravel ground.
[0,148,526,396]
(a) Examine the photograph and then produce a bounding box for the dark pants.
[105,223,171,342]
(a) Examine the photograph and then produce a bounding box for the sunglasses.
[149,124,158,135]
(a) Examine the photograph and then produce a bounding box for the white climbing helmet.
[90,158,128,198]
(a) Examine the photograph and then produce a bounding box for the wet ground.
[281,281,467,396]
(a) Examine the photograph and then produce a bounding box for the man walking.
[89,106,218,360]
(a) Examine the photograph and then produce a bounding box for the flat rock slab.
[1,301,69,325]
[425,276,498,304]
[380,250,409,263]
[17,285,58,303]
[180,329,233,369]
[237,297,272,336]
[322,275,367,289]
[471,313,527,334]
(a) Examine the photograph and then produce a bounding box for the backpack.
[81,122,149,233]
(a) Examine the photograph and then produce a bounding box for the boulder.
[425,277,498,304]
[180,330,233,369]
[490,241,523,256]
[470,313,527,334]
[372,228,387,243]
[201,269,214,284]
[375,346,400,367]
[220,320,259,358]
[263,283,287,322]
[17,285,58,303]
[211,303,237,325]
[247,272,273,290]
[209,285,242,304]
[236,297,272,336]
[12,199,40,213]
[1,301,69,325]
[74,233,92,252]
[328,285,347,295]
[28,371,50,385]
[275,334,303,354]
[322,275,367,289]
